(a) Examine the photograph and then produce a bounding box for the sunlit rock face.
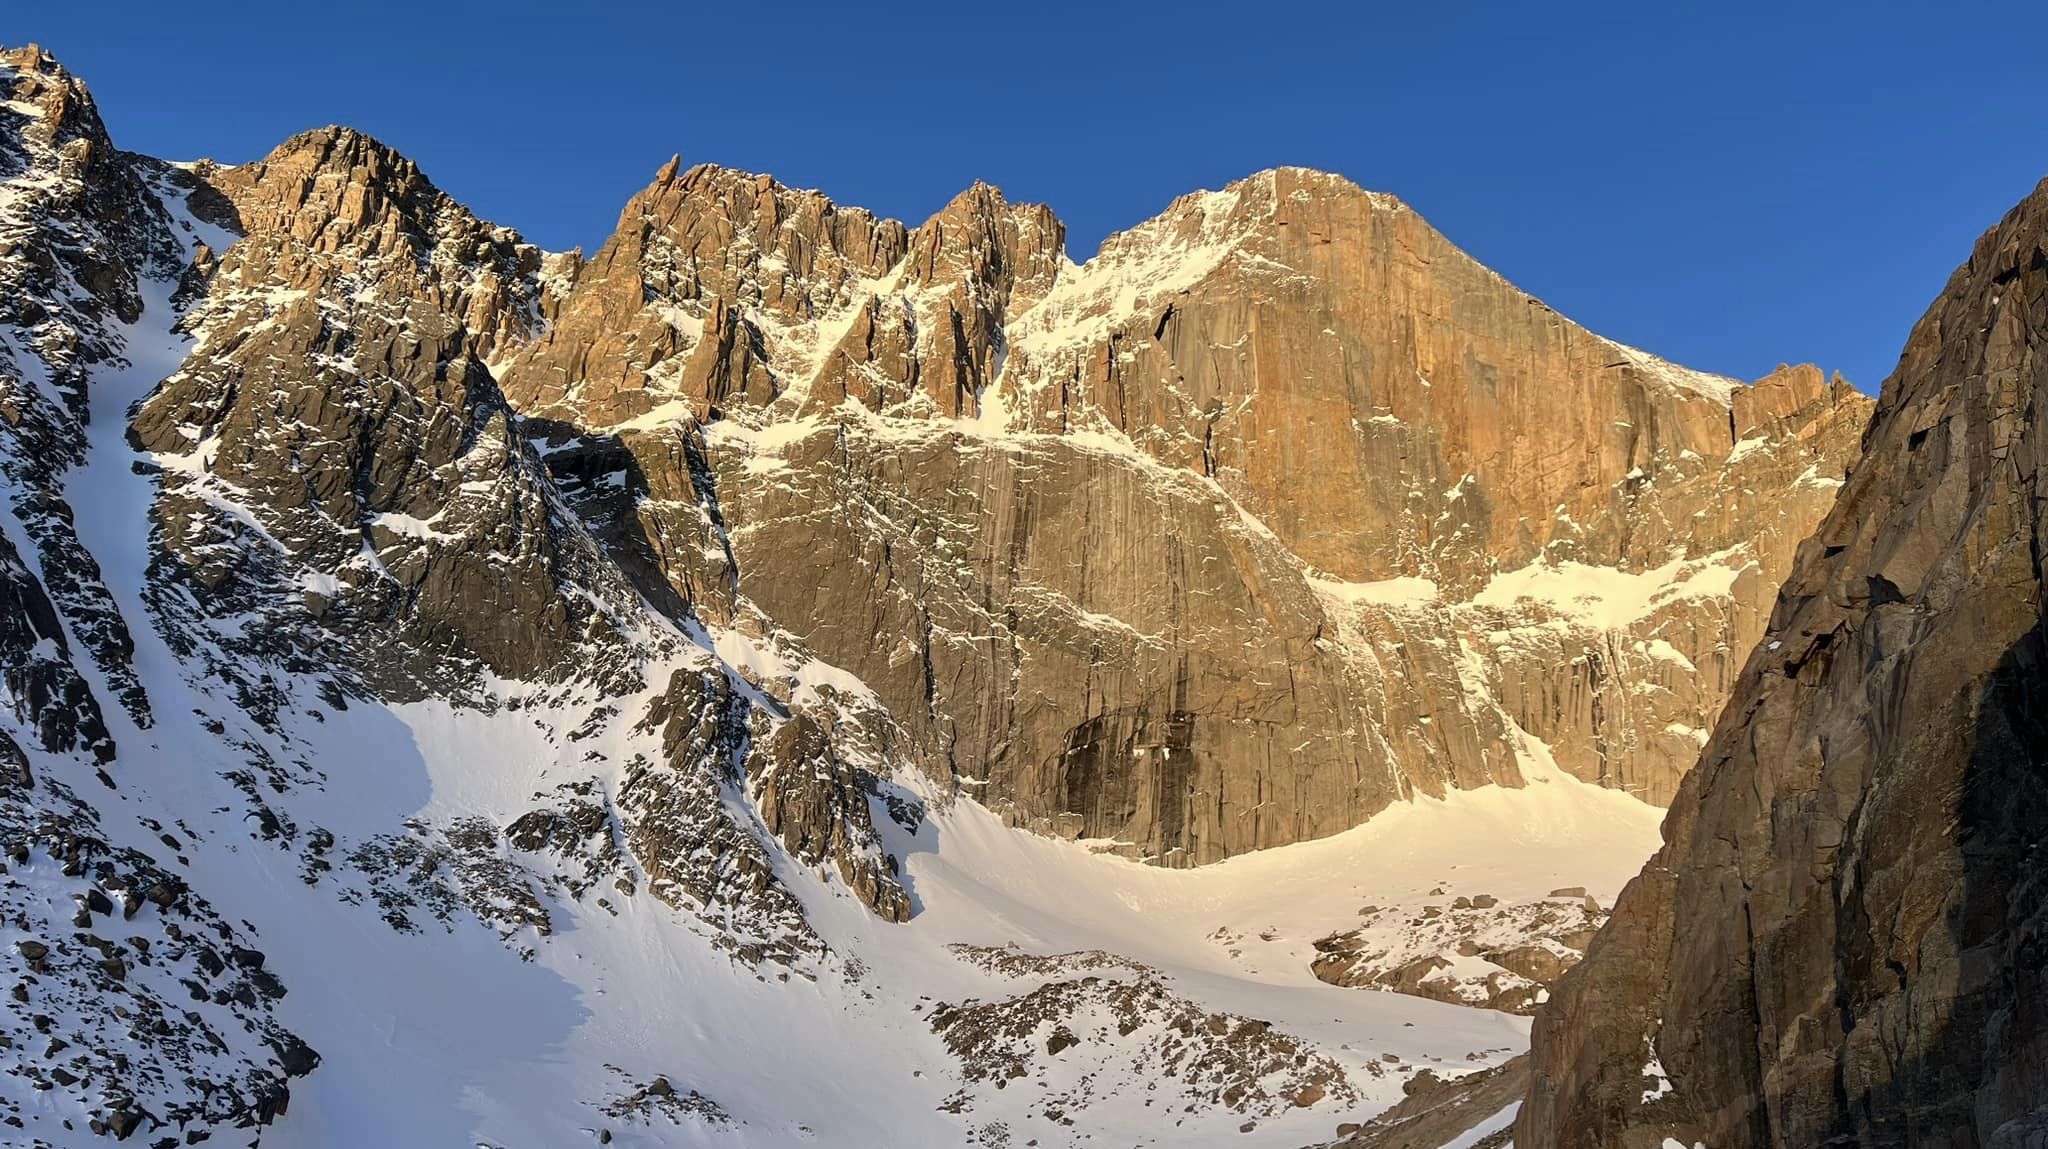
[498,161,1867,863]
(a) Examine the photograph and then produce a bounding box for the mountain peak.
[214,123,527,264]
[249,123,436,193]
[1,42,76,84]
[677,159,776,192]
[909,180,1066,294]
[1158,165,1410,225]
[1,42,113,154]
[265,123,401,159]
[608,158,899,247]
[928,177,1012,217]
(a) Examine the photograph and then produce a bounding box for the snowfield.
[24,248,1667,1138]
[140,690,1660,1149]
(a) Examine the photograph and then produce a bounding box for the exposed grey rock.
[1311,1057,1525,1149]
[0,45,314,1143]
[750,711,911,923]
[1311,892,1607,1014]
[622,669,829,968]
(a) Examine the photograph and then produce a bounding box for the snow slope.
[0,54,1682,1149]
[38,357,1666,1149]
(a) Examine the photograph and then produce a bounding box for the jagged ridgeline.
[0,38,1890,1149]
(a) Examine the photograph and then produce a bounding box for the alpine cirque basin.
[16,41,2037,1149]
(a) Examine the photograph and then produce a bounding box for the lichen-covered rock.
[1519,177,2048,1149]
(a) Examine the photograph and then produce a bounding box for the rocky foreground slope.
[1516,175,2048,1148]
[0,41,1881,1148]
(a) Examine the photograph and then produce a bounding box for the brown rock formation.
[1001,169,1759,583]
[501,161,1868,862]
[1519,179,2048,1149]
[498,161,907,426]
[811,181,1063,418]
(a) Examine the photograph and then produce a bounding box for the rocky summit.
[3,36,2030,1149]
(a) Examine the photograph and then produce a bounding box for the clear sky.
[21,1,2048,391]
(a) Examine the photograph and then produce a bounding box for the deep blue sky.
[20,2,2048,391]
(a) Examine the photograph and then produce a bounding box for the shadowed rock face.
[1320,1056,1528,1149]
[1519,179,2048,1149]
[491,161,1869,863]
[1,38,1960,1146]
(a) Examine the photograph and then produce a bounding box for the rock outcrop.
[1519,178,2048,1149]
[499,160,909,426]
[1314,1057,1526,1149]
[1310,890,1607,1014]
[623,668,915,950]
[0,40,1946,1149]
[751,710,912,923]
[933,944,1360,1133]
[0,43,187,744]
